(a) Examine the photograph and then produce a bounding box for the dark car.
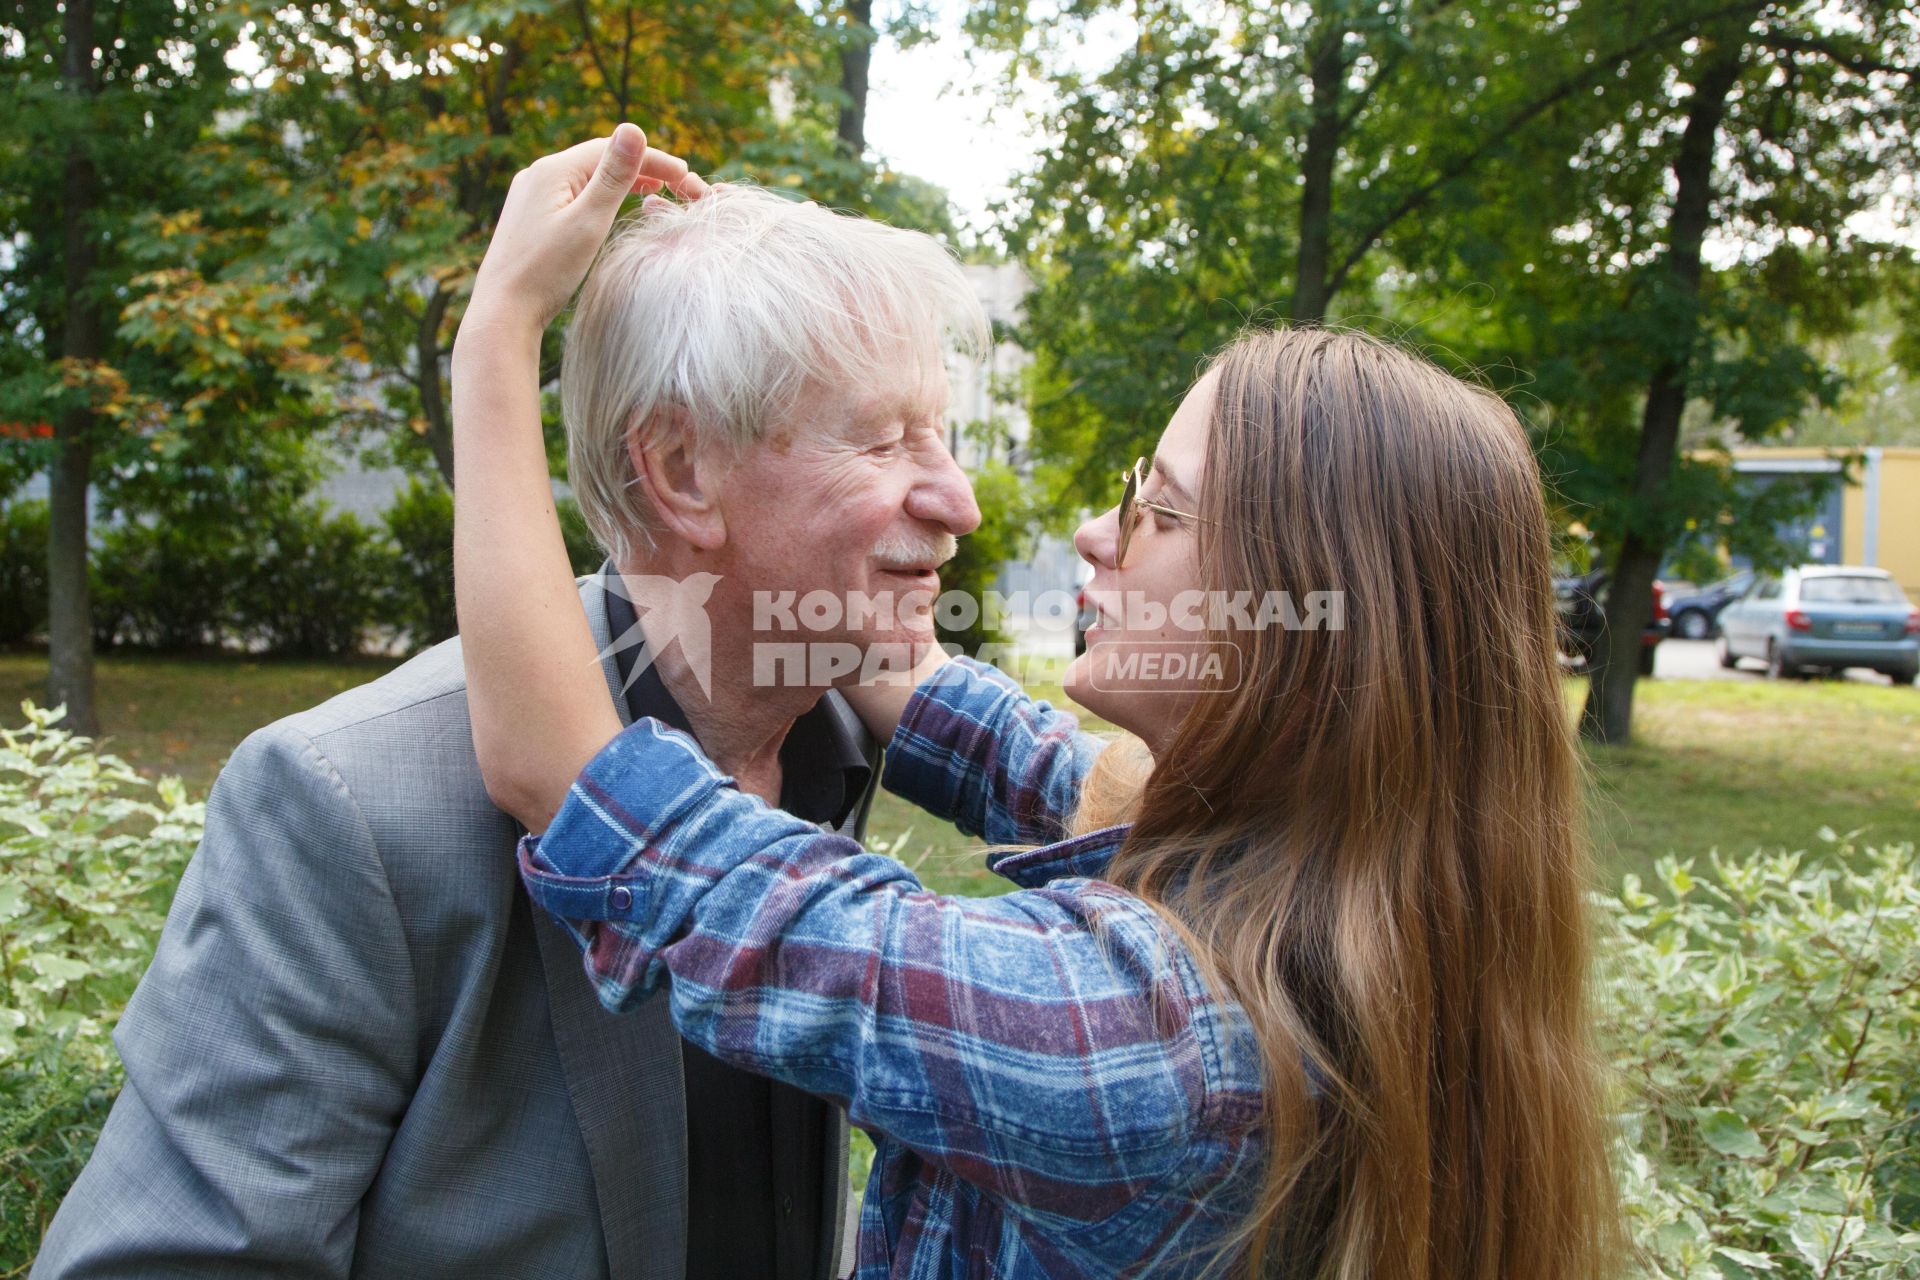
[1554,567,1670,676]
[1666,569,1755,640]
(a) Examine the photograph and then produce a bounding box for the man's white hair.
[561,186,989,568]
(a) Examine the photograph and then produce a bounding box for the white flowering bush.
[1,701,203,1265]
[1604,835,1920,1279]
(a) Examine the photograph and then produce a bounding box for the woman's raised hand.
[464,124,708,345]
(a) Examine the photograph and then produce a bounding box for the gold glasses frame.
[1116,457,1205,568]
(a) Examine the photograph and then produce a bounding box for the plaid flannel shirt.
[519,656,1265,1278]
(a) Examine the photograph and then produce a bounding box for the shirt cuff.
[517,716,730,923]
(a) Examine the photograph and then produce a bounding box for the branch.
[1338,0,1461,130]
[1764,35,1914,79]
[415,278,458,482]
[485,38,525,137]
[570,0,619,113]
[618,3,634,119]
[1338,46,1403,131]
[1322,0,1767,299]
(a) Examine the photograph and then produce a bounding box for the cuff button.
[610,886,634,911]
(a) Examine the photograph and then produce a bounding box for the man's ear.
[628,407,728,551]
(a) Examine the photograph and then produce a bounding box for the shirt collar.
[600,563,874,828]
[986,824,1131,889]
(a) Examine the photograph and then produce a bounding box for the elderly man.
[33,164,985,1277]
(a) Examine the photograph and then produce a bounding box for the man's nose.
[1075,504,1120,570]
[906,436,982,536]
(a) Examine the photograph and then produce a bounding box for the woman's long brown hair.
[1090,328,1618,1279]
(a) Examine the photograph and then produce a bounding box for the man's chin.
[839,627,940,682]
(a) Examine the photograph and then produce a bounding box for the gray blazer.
[33,576,863,1280]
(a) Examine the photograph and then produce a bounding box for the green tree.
[975,0,1719,516]
[182,0,810,484]
[173,0,959,487]
[1447,1,1920,743]
[0,0,300,733]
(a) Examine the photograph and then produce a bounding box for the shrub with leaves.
[0,499,50,647]
[1603,835,1920,1279]
[382,478,605,654]
[0,702,204,1266]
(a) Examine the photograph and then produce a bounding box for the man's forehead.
[806,369,948,425]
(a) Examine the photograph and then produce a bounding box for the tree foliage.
[984,0,1918,742]
[1432,1,1920,740]
[976,0,1717,516]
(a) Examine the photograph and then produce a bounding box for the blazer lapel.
[533,571,687,1280]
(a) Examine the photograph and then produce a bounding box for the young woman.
[451,128,1619,1279]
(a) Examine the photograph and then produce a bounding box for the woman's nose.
[1075,505,1120,570]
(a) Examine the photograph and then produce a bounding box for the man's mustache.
[870,530,958,571]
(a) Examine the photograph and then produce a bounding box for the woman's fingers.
[635,146,711,201]
[587,123,649,208]
[547,125,704,210]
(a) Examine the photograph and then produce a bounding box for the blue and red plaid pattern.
[518,656,1266,1278]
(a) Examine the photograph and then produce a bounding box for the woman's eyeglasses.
[1116,457,1204,568]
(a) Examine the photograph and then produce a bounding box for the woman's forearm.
[451,313,622,832]
[840,643,952,744]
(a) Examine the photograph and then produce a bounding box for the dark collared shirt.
[602,577,873,1280]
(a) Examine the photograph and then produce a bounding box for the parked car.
[1716,565,1919,683]
[1554,567,1670,676]
[1666,569,1755,640]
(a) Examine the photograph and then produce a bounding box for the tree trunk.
[1291,19,1346,324]
[837,0,873,156]
[48,0,99,735]
[418,281,457,485]
[1581,48,1744,745]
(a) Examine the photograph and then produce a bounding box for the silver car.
[1717,565,1919,684]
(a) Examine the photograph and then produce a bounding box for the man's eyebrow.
[1150,454,1194,504]
[850,396,942,427]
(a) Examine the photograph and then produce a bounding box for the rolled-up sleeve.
[879,656,1105,845]
[517,716,1212,1233]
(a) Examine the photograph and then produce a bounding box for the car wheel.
[1891,664,1919,687]
[1765,641,1799,681]
[1716,636,1739,669]
[1675,610,1711,640]
[1638,645,1656,677]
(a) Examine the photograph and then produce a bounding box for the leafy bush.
[233,499,397,658]
[90,515,248,650]
[557,495,608,577]
[381,477,458,650]
[0,500,49,647]
[93,495,396,657]
[0,702,204,1266]
[382,478,608,654]
[1604,835,1920,1278]
[937,460,1035,654]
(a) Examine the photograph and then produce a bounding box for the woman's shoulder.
[1020,872,1269,1136]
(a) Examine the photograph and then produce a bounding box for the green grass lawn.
[1578,674,1918,873]
[0,649,405,795]
[4,649,1914,896]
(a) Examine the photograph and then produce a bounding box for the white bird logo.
[591,570,723,700]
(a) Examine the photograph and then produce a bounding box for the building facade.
[1720,446,1920,601]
